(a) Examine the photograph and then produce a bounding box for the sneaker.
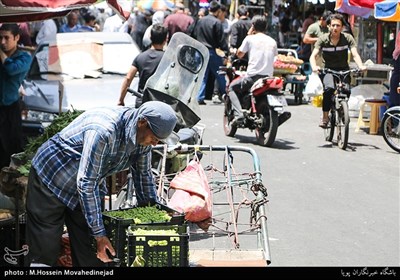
[198,100,206,105]
[212,95,222,104]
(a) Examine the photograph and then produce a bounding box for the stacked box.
[127,224,189,267]
[101,202,185,266]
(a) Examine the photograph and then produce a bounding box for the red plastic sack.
[167,158,212,223]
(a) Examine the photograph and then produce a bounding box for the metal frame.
[153,144,272,265]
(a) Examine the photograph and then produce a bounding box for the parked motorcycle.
[111,32,209,209]
[219,61,291,147]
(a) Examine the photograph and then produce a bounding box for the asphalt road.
[196,94,399,267]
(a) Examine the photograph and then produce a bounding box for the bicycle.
[320,68,362,150]
[381,105,400,153]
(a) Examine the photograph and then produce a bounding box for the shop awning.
[374,0,400,21]
[137,0,175,11]
[0,0,131,23]
[349,0,384,9]
[335,0,372,17]
[306,0,335,4]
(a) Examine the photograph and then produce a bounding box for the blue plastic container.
[380,95,390,121]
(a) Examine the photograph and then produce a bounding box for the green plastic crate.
[101,202,185,266]
[127,224,189,267]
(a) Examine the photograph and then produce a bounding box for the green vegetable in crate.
[105,205,172,223]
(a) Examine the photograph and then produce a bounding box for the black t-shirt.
[132,48,164,92]
[314,32,356,70]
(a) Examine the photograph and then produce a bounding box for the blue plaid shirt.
[32,106,156,237]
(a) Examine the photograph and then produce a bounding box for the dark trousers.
[0,101,23,169]
[228,74,264,117]
[321,72,350,112]
[25,167,105,267]
[197,49,226,102]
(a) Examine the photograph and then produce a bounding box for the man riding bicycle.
[309,13,366,128]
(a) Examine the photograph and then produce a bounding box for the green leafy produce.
[104,205,172,224]
[17,110,83,175]
[24,110,83,158]
[17,161,31,177]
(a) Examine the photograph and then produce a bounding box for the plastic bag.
[312,95,323,107]
[304,72,323,96]
[167,157,212,223]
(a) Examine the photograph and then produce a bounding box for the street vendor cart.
[274,49,310,104]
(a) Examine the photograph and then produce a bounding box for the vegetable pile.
[16,110,83,176]
[104,205,172,224]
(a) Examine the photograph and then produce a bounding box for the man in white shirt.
[228,15,278,124]
[36,19,57,45]
[102,13,128,33]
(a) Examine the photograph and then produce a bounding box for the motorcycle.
[111,32,209,209]
[219,60,291,147]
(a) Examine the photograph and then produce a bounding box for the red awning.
[348,0,384,9]
[0,0,130,23]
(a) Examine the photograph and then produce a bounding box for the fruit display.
[273,54,304,75]
[276,54,304,65]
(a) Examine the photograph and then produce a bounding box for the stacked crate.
[102,202,186,267]
[126,224,189,267]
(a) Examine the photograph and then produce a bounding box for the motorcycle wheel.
[381,108,400,153]
[255,101,278,147]
[223,96,237,137]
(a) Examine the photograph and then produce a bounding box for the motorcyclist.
[228,15,278,125]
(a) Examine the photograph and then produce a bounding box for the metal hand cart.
[153,145,271,266]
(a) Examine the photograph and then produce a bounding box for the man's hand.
[0,48,7,63]
[312,65,321,73]
[358,65,367,71]
[95,235,116,263]
[247,25,255,35]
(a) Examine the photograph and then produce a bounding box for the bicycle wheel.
[337,101,350,150]
[324,110,335,142]
[381,108,400,153]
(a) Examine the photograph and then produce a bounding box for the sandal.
[319,119,329,128]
